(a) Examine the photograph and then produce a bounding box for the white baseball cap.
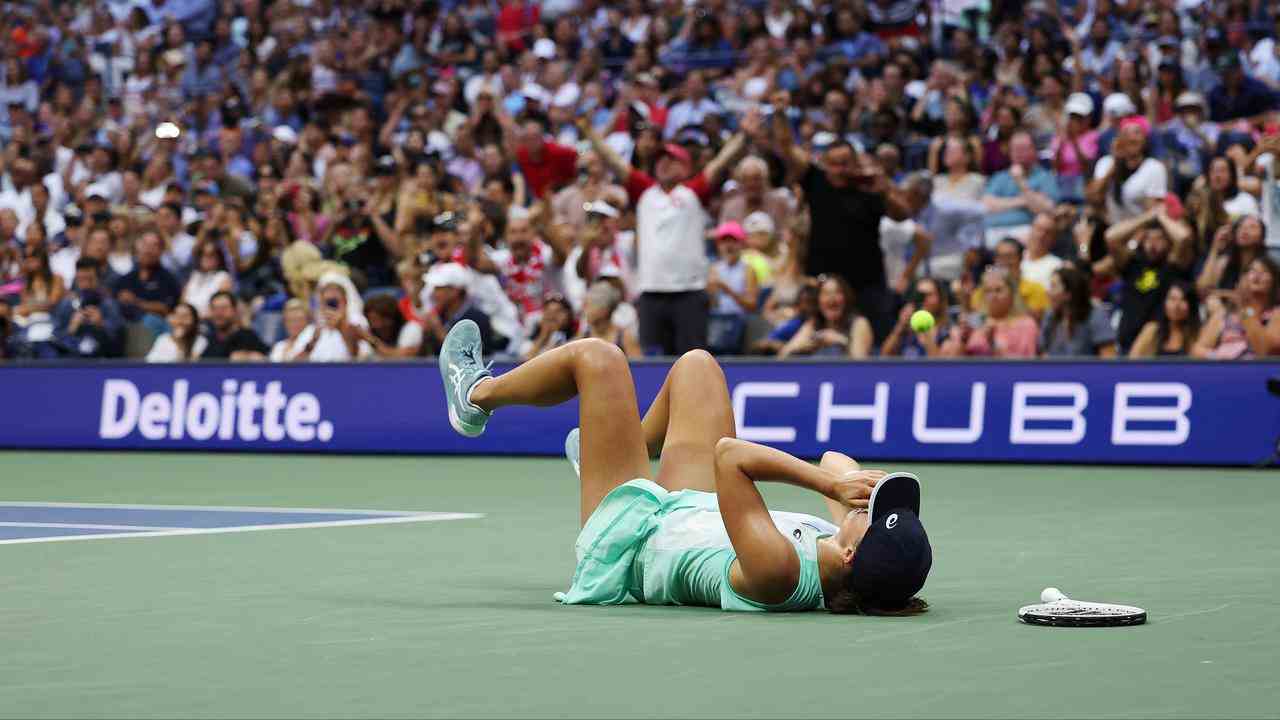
[583,200,620,219]
[1064,92,1095,117]
[742,210,775,236]
[1174,91,1206,111]
[425,262,471,292]
[532,38,557,60]
[272,125,298,144]
[1102,93,1137,117]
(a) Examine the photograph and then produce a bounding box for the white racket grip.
[1041,587,1067,603]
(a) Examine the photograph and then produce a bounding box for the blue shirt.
[1208,77,1279,122]
[984,166,1058,228]
[822,32,886,63]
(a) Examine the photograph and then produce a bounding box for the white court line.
[0,501,428,516]
[0,513,484,546]
[0,522,187,531]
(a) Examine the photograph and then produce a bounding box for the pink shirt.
[965,316,1039,357]
[1050,130,1100,178]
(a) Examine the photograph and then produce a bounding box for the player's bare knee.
[675,348,724,381]
[575,337,628,376]
[714,436,745,463]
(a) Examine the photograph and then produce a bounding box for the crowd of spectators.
[3,0,1280,365]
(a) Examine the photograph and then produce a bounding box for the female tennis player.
[439,320,932,614]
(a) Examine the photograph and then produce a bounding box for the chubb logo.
[99,379,335,442]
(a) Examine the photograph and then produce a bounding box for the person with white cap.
[1049,92,1101,202]
[420,261,498,357]
[550,151,626,231]
[1097,92,1139,157]
[565,199,631,307]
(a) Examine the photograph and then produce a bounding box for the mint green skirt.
[555,479,709,605]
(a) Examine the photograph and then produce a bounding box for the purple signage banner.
[1,360,1277,466]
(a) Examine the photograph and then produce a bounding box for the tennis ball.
[909,310,935,333]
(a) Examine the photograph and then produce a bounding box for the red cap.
[659,143,691,165]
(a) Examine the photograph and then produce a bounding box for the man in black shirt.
[202,291,269,360]
[774,101,914,341]
[115,231,181,336]
[1106,213,1194,353]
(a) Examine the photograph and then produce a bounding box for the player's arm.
[714,438,881,604]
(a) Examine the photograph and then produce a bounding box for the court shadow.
[299,590,566,614]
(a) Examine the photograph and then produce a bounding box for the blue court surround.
[0,503,480,544]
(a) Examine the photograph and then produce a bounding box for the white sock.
[465,376,492,412]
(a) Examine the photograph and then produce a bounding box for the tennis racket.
[1017,588,1147,627]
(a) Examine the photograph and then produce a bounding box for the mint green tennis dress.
[554,479,837,612]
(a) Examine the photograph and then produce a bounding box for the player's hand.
[832,470,887,510]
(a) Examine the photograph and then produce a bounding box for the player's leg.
[642,349,737,493]
[818,451,861,524]
[467,338,651,526]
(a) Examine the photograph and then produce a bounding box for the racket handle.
[1041,587,1067,603]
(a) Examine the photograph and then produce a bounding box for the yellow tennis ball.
[910,310,935,333]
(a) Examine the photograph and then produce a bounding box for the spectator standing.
[145,302,206,362]
[580,113,747,355]
[774,102,913,341]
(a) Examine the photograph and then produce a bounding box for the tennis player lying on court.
[439,320,932,614]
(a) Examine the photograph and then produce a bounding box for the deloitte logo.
[99,379,335,443]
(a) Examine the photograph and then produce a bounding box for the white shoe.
[564,427,580,478]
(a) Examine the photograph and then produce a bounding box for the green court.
[1,451,1277,718]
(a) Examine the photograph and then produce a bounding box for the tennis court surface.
[2,451,1276,718]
